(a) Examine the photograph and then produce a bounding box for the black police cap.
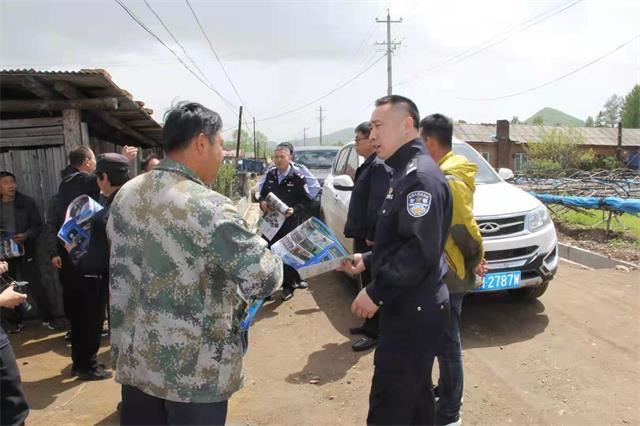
[95,153,130,175]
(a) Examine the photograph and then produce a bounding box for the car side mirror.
[498,168,514,181]
[333,174,354,191]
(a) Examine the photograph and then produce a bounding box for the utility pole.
[235,106,243,163]
[317,106,325,145]
[253,117,257,159]
[303,127,308,146]
[376,9,402,95]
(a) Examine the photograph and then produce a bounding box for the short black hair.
[420,113,453,149]
[0,171,16,180]
[162,101,223,153]
[274,145,292,155]
[97,169,130,187]
[355,122,371,137]
[141,154,161,171]
[277,142,294,154]
[69,146,94,167]
[375,95,420,130]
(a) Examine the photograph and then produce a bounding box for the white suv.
[320,139,558,300]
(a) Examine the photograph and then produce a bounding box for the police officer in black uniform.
[71,153,130,380]
[343,122,391,352]
[259,145,316,301]
[341,95,452,425]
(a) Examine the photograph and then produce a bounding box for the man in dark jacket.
[343,122,391,352]
[0,171,56,333]
[68,153,130,380]
[259,145,317,301]
[45,146,99,339]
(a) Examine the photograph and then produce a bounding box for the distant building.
[454,121,640,172]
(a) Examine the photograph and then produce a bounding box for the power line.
[143,0,209,83]
[256,53,386,122]
[458,34,640,101]
[113,0,238,113]
[184,0,253,118]
[394,0,584,88]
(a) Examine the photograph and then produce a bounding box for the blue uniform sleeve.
[365,175,449,306]
[294,163,320,199]
[366,162,391,242]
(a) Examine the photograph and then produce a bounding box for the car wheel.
[510,280,550,301]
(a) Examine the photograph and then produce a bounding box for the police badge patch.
[406,191,432,217]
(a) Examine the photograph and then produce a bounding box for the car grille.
[485,245,538,262]
[477,215,526,237]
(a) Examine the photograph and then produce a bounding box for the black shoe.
[64,330,72,341]
[76,366,113,381]
[352,336,377,352]
[295,280,309,289]
[7,323,24,334]
[281,289,294,301]
[349,326,366,335]
[117,401,122,412]
[264,295,273,302]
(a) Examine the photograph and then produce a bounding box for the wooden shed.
[0,69,162,319]
[0,68,163,214]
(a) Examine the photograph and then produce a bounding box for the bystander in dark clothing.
[0,261,30,425]
[0,171,55,333]
[44,153,100,337]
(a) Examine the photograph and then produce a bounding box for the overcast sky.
[1,0,639,141]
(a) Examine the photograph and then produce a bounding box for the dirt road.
[12,262,639,425]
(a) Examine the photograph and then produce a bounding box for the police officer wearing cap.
[69,153,130,380]
[341,95,452,425]
[259,144,317,301]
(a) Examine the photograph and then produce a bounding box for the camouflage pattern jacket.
[107,159,283,403]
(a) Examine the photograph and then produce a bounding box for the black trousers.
[0,343,29,425]
[367,302,449,426]
[1,256,54,325]
[121,385,228,426]
[70,276,108,371]
[354,238,379,339]
[58,253,80,327]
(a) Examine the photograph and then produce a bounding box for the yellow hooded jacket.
[438,151,484,294]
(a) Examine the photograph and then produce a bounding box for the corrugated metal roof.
[0,69,162,147]
[453,123,640,147]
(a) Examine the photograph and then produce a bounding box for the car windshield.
[295,150,338,169]
[452,143,501,184]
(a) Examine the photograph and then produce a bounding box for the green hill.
[525,107,584,127]
[284,127,353,147]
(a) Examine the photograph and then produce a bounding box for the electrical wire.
[113,0,239,114]
[185,0,253,118]
[458,34,640,101]
[257,53,386,123]
[394,0,584,88]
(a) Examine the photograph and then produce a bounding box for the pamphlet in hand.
[271,217,350,280]
[57,195,103,265]
[258,192,289,240]
[0,231,25,260]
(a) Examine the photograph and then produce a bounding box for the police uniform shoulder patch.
[406,159,417,175]
[406,190,432,217]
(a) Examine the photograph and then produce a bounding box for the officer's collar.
[154,159,206,186]
[275,164,292,177]
[384,138,424,170]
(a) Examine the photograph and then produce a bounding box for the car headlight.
[526,205,551,232]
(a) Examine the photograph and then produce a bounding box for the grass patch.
[553,209,640,241]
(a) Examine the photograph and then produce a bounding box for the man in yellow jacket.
[421,113,487,426]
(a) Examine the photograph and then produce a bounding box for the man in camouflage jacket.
[107,102,283,425]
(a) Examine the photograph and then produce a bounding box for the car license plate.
[475,271,521,292]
